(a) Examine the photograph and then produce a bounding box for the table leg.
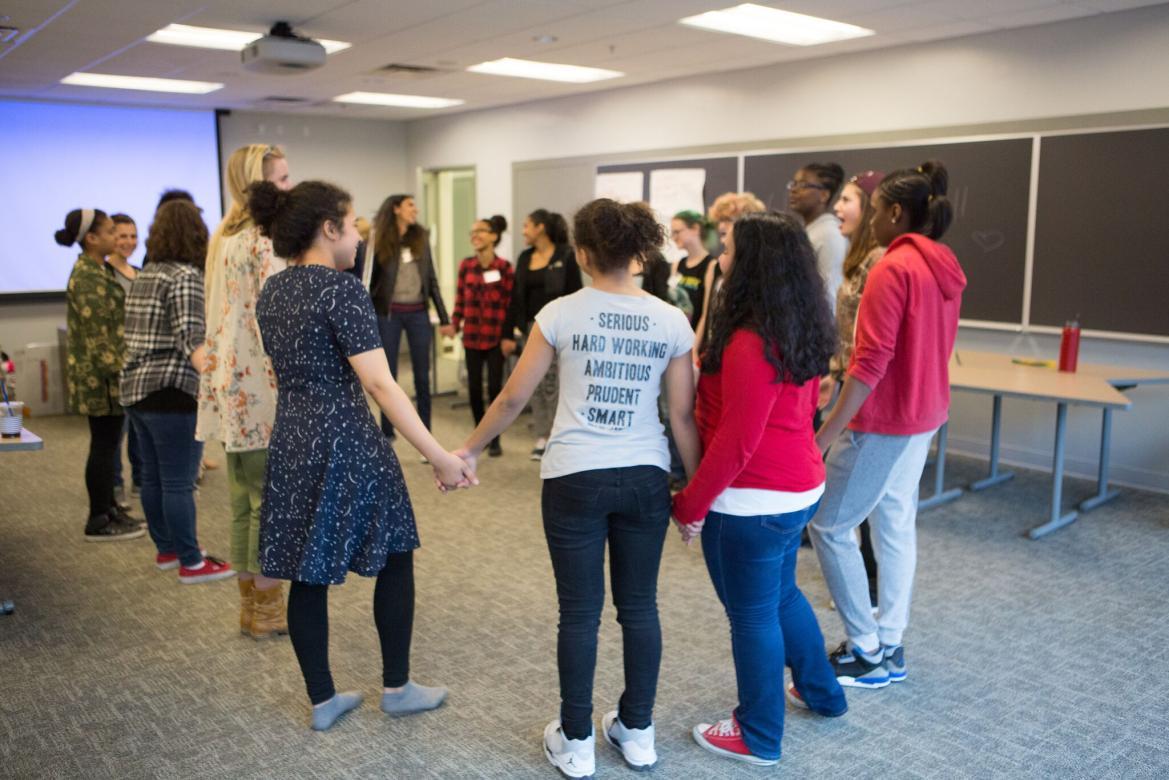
[1078,407,1121,513]
[1028,402,1078,539]
[969,394,1016,491]
[918,422,964,510]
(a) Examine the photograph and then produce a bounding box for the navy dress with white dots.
[256,265,419,585]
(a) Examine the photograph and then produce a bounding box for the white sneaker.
[543,719,595,779]
[602,710,658,771]
[530,437,548,461]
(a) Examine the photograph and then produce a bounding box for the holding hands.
[432,450,478,493]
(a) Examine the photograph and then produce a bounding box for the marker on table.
[1011,357,1057,368]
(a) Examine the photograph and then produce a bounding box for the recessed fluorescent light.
[679,3,874,46]
[466,57,622,83]
[60,72,223,94]
[333,91,464,109]
[147,24,350,54]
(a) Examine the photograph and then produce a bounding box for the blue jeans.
[113,415,143,489]
[378,311,432,437]
[127,408,203,567]
[541,465,671,739]
[702,503,846,760]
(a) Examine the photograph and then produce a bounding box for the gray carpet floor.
[1,403,1167,779]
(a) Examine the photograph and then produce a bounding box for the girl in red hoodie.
[809,161,966,691]
[673,212,845,766]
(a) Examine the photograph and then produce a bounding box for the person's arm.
[664,354,700,477]
[672,334,778,526]
[500,255,525,354]
[691,260,719,360]
[168,270,207,374]
[441,262,465,338]
[73,264,124,379]
[425,246,450,326]
[815,262,905,450]
[457,323,555,469]
[349,348,474,489]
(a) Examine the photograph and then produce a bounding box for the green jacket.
[65,254,126,416]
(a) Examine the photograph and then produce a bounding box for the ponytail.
[878,159,953,241]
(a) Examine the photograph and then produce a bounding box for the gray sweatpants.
[809,427,936,650]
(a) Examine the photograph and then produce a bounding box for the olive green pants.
[227,449,268,574]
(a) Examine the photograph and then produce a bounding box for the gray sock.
[381,681,448,716]
[312,691,363,731]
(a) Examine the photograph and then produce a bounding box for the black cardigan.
[369,240,450,325]
[502,244,582,339]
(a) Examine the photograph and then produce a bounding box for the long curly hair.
[701,212,837,384]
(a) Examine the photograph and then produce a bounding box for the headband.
[75,209,96,244]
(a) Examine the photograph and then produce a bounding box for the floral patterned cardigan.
[196,225,286,452]
[65,254,126,417]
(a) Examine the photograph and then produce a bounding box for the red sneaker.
[785,684,810,710]
[178,555,236,584]
[156,548,207,571]
[692,716,777,766]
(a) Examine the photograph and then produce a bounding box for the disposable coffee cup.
[0,401,24,438]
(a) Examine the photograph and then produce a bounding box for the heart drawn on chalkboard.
[971,229,1005,253]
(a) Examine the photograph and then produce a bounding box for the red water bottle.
[1058,317,1080,373]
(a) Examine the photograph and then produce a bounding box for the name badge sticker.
[483,269,502,284]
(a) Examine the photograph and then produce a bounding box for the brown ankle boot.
[238,579,255,636]
[250,582,289,640]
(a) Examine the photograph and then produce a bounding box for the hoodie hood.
[889,233,967,301]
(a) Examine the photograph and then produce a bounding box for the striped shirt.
[120,261,205,407]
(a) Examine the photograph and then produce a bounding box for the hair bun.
[490,214,508,235]
[918,159,949,198]
[54,228,74,247]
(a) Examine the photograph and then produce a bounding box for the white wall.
[217,110,410,222]
[404,5,1169,493]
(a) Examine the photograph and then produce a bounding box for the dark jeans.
[378,311,432,438]
[703,504,847,761]
[85,414,123,519]
[127,408,202,567]
[113,415,143,489]
[541,465,671,739]
[465,346,503,446]
[287,552,415,705]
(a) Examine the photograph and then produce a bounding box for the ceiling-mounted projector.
[241,22,326,74]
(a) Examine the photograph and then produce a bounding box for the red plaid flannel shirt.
[451,256,515,350]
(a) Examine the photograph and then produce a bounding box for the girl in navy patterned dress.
[249,180,476,731]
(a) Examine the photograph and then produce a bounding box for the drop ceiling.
[0,0,1163,121]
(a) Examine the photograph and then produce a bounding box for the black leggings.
[86,414,124,519]
[465,346,504,444]
[287,551,415,705]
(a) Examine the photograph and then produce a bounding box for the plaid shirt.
[120,261,206,407]
[451,256,514,350]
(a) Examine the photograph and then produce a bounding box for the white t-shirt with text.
[535,287,694,480]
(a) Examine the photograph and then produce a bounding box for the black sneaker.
[84,513,146,542]
[488,440,503,458]
[108,504,145,530]
[113,485,131,511]
[828,641,890,689]
[883,644,907,682]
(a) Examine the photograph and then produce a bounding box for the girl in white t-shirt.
[458,199,701,777]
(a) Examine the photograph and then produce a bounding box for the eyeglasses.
[786,180,826,192]
[469,229,491,236]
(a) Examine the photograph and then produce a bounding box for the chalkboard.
[597,156,739,213]
[1031,128,1169,337]
[743,139,1033,325]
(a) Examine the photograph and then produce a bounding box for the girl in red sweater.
[673,212,845,766]
[809,161,966,691]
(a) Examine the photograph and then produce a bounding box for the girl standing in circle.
[674,212,845,767]
[824,171,886,607]
[107,213,142,504]
[250,180,474,731]
[459,199,701,777]
[500,209,582,461]
[810,161,965,691]
[368,194,450,443]
[669,210,714,330]
[59,208,143,541]
[440,216,514,457]
[788,162,848,315]
[121,200,233,584]
[198,143,291,638]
